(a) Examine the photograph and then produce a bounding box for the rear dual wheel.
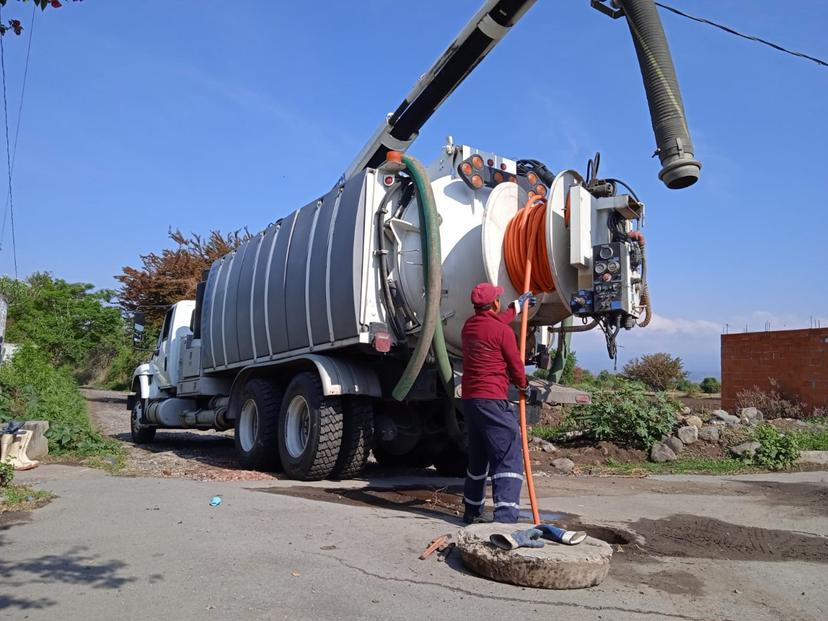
[235,378,283,471]
[235,372,373,480]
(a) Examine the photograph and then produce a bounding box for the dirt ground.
[84,389,276,482]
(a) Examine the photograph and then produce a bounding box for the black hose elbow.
[619,0,701,189]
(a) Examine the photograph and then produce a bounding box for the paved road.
[3,464,826,621]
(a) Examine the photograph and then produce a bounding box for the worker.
[461,282,535,524]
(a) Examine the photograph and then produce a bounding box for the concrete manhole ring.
[456,523,613,589]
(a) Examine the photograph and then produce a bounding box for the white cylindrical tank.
[391,170,579,355]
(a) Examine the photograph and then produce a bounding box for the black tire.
[278,372,343,481]
[130,399,156,444]
[234,377,283,471]
[332,397,374,479]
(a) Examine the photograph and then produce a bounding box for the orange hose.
[504,194,555,526]
[503,196,556,295]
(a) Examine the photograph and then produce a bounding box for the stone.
[796,451,828,465]
[21,421,49,460]
[677,425,699,445]
[729,441,761,458]
[738,407,763,422]
[680,406,692,416]
[650,442,677,463]
[456,523,613,589]
[711,410,741,427]
[665,436,684,455]
[698,426,720,443]
[551,458,575,474]
[685,415,703,429]
[531,437,557,453]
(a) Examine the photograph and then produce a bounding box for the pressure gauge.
[599,245,613,260]
[607,260,620,273]
[595,262,607,274]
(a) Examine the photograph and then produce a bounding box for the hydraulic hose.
[618,0,701,189]
[391,153,453,402]
[549,316,572,385]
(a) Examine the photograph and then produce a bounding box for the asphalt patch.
[627,513,828,563]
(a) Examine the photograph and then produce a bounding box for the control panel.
[569,241,641,319]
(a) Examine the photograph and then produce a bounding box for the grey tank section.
[201,172,368,372]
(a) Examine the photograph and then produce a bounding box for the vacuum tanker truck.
[127,0,701,480]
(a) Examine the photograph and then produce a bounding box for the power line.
[0,7,18,279]
[1,3,35,249]
[655,2,828,68]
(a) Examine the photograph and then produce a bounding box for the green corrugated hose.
[391,154,453,401]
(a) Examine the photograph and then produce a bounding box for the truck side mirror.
[132,311,146,348]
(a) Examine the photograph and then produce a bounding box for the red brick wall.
[721,328,828,413]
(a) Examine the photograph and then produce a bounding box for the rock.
[729,441,761,458]
[711,410,741,427]
[551,458,575,474]
[531,437,557,453]
[677,425,698,445]
[738,407,763,422]
[680,406,692,416]
[796,451,828,466]
[665,436,684,455]
[698,426,720,443]
[22,421,49,460]
[650,442,677,463]
[456,523,613,589]
[685,415,703,429]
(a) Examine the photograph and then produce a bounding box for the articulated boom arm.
[343,0,700,190]
[343,0,536,181]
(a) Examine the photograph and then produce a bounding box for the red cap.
[471,282,503,306]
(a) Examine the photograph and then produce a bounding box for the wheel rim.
[131,404,143,431]
[285,395,310,459]
[239,398,258,452]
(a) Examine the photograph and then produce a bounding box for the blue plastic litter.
[210,496,222,507]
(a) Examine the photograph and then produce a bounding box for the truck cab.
[151,301,196,390]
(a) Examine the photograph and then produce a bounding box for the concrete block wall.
[721,328,828,414]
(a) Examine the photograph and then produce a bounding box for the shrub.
[0,346,113,455]
[0,461,13,488]
[572,367,594,384]
[622,353,687,391]
[700,377,721,394]
[744,424,800,470]
[570,384,678,449]
[533,368,549,380]
[676,379,699,395]
[736,379,804,420]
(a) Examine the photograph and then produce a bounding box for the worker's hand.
[512,292,537,315]
[518,384,531,399]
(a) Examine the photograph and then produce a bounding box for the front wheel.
[130,399,156,444]
[278,372,343,481]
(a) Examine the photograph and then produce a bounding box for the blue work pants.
[462,398,524,523]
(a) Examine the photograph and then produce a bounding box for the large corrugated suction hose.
[391,153,454,403]
[619,0,701,189]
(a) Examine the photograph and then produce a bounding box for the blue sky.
[1,1,826,378]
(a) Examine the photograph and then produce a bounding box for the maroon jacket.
[461,306,527,400]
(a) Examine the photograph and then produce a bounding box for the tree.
[700,377,721,394]
[0,1,76,37]
[622,352,687,391]
[0,272,122,370]
[117,228,251,330]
